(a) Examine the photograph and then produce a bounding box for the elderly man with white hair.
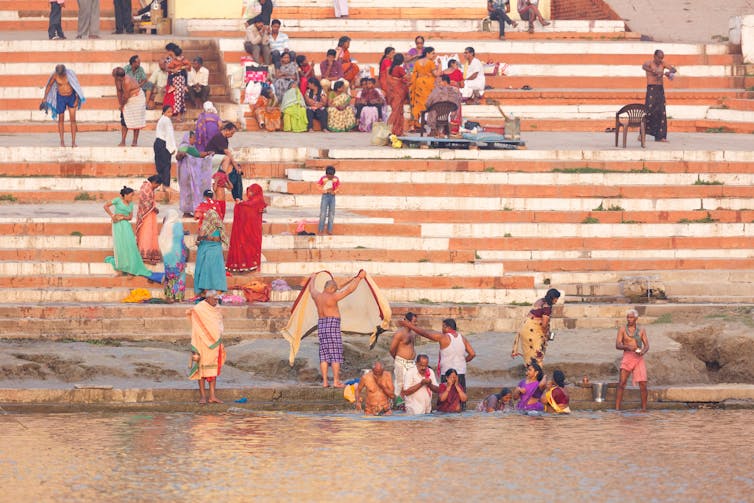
[188,290,226,404]
[615,309,650,411]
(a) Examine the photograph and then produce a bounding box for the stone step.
[499,257,754,273]
[285,167,754,185]
[454,235,754,252]
[0,259,505,277]
[422,221,752,238]
[364,209,754,224]
[0,286,540,304]
[272,194,754,212]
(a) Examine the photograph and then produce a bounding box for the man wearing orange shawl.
[188,291,226,404]
[135,175,162,264]
[227,184,267,272]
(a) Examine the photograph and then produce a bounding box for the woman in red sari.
[226,184,267,272]
[378,46,395,91]
[135,175,162,264]
[336,36,360,87]
[385,54,410,136]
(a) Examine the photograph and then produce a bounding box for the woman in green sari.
[104,186,163,282]
[281,86,308,132]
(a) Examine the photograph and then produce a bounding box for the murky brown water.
[1,409,751,501]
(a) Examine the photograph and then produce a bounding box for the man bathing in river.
[615,309,650,411]
[389,312,418,400]
[309,270,366,388]
[355,361,395,415]
[402,354,440,415]
[399,317,475,409]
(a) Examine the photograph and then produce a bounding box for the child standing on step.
[317,166,340,235]
[48,0,66,40]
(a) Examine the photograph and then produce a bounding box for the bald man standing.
[309,270,366,387]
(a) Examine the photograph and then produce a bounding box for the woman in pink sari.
[226,184,267,272]
[385,54,410,136]
[135,175,162,264]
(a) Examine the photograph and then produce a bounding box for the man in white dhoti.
[460,46,486,103]
[333,0,349,18]
[403,354,439,415]
[112,67,146,147]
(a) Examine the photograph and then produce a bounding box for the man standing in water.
[402,354,439,415]
[642,49,677,142]
[355,361,395,415]
[389,312,418,401]
[309,270,366,387]
[188,290,225,404]
[399,317,475,409]
[615,309,650,411]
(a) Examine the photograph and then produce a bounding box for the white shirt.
[403,366,438,415]
[188,66,209,87]
[269,31,289,53]
[439,331,467,376]
[155,114,176,154]
[463,57,485,90]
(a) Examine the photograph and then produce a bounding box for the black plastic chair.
[420,101,459,137]
[615,104,647,148]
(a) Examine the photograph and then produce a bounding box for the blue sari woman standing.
[104,186,163,282]
[159,209,189,302]
[194,207,228,295]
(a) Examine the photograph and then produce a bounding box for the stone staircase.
[0,0,753,343]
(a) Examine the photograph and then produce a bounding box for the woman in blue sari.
[104,186,163,282]
[193,207,228,295]
[159,209,188,302]
[515,359,546,412]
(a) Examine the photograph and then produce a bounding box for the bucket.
[592,382,608,402]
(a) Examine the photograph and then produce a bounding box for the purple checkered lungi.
[318,316,344,363]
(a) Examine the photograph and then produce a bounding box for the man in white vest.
[398,317,475,409]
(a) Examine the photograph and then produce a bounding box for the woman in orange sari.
[135,175,162,264]
[251,87,282,132]
[336,36,360,87]
[409,47,439,131]
[226,184,267,272]
[385,54,410,136]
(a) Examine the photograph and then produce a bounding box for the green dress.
[105,197,154,278]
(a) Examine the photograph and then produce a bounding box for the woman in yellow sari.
[409,46,439,130]
[511,288,561,367]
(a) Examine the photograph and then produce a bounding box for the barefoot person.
[112,67,146,147]
[41,64,85,147]
[615,309,650,411]
[389,312,418,403]
[188,290,226,404]
[355,361,395,415]
[642,50,677,143]
[309,270,366,387]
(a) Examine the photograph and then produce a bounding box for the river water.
[1,409,751,502]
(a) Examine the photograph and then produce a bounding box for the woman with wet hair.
[514,359,546,412]
[511,288,561,366]
[542,369,571,413]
